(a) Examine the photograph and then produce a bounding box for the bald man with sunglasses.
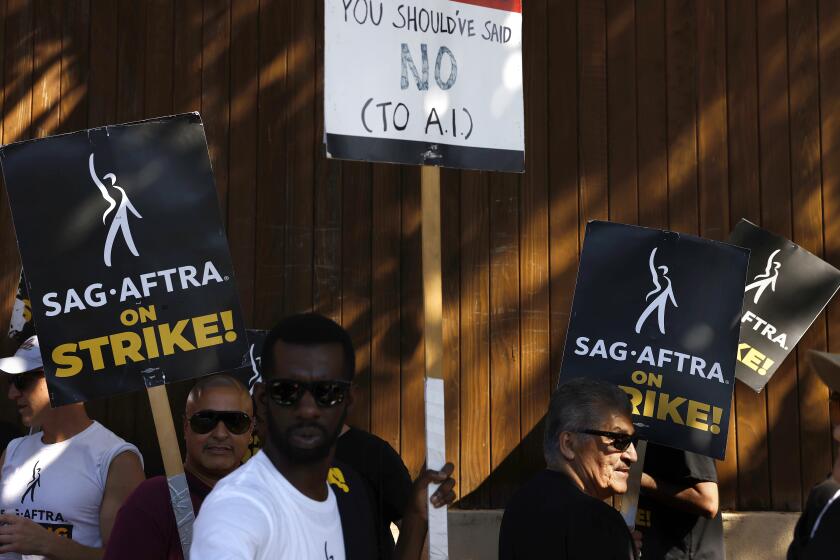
[104,374,254,560]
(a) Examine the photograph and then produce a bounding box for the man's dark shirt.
[335,427,412,559]
[331,459,379,560]
[104,471,211,560]
[499,469,635,560]
[637,445,724,560]
[788,477,840,559]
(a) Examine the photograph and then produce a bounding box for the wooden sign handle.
[619,439,648,529]
[147,384,195,559]
[147,384,185,477]
[421,165,444,382]
[421,165,448,560]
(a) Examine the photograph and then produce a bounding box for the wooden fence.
[0,0,838,511]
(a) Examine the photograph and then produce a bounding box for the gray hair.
[543,378,633,467]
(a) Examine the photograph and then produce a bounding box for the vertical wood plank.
[202,0,231,220]
[32,0,61,139]
[401,167,426,478]
[520,0,550,482]
[547,0,579,390]
[116,0,145,123]
[758,0,801,511]
[696,0,728,241]
[371,163,401,449]
[60,0,90,134]
[343,162,371,431]
[283,0,315,315]
[228,0,259,324]
[636,0,668,231]
[3,0,34,144]
[578,0,609,232]
[666,0,699,235]
[726,0,771,510]
[254,0,288,328]
[788,0,833,505]
[144,0,173,119]
[489,171,521,507]
[172,0,203,114]
[606,0,638,225]
[726,0,761,231]
[458,170,490,507]
[313,0,342,324]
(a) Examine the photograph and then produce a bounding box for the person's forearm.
[641,475,718,518]
[393,512,427,560]
[44,535,102,560]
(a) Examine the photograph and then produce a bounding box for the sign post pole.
[324,3,526,555]
[619,440,647,528]
[147,384,196,560]
[421,165,448,559]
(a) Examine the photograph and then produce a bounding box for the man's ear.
[558,431,576,461]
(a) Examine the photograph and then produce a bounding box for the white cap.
[0,336,43,375]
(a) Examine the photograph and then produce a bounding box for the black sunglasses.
[188,410,252,435]
[7,370,43,392]
[267,378,351,408]
[578,429,638,452]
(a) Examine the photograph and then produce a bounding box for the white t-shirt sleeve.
[191,490,274,560]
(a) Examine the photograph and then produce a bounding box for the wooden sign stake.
[147,384,196,559]
[421,165,448,559]
[619,439,648,529]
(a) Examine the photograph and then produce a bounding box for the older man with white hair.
[499,377,639,560]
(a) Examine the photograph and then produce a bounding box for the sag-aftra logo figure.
[635,247,678,335]
[88,153,143,267]
[744,249,782,304]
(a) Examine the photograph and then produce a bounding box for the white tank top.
[0,421,142,560]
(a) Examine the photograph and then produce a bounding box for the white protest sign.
[325,0,524,172]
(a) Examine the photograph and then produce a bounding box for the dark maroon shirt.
[104,471,211,560]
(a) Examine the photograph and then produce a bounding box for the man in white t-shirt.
[192,313,456,560]
[0,335,146,560]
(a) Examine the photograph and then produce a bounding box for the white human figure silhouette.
[744,249,781,304]
[635,247,678,335]
[88,153,142,267]
[247,343,261,395]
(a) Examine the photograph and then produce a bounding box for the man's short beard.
[273,408,347,464]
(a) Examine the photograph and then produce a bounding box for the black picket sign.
[729,220,840,393]
[559,221,749,459]
[0,113,249,406]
